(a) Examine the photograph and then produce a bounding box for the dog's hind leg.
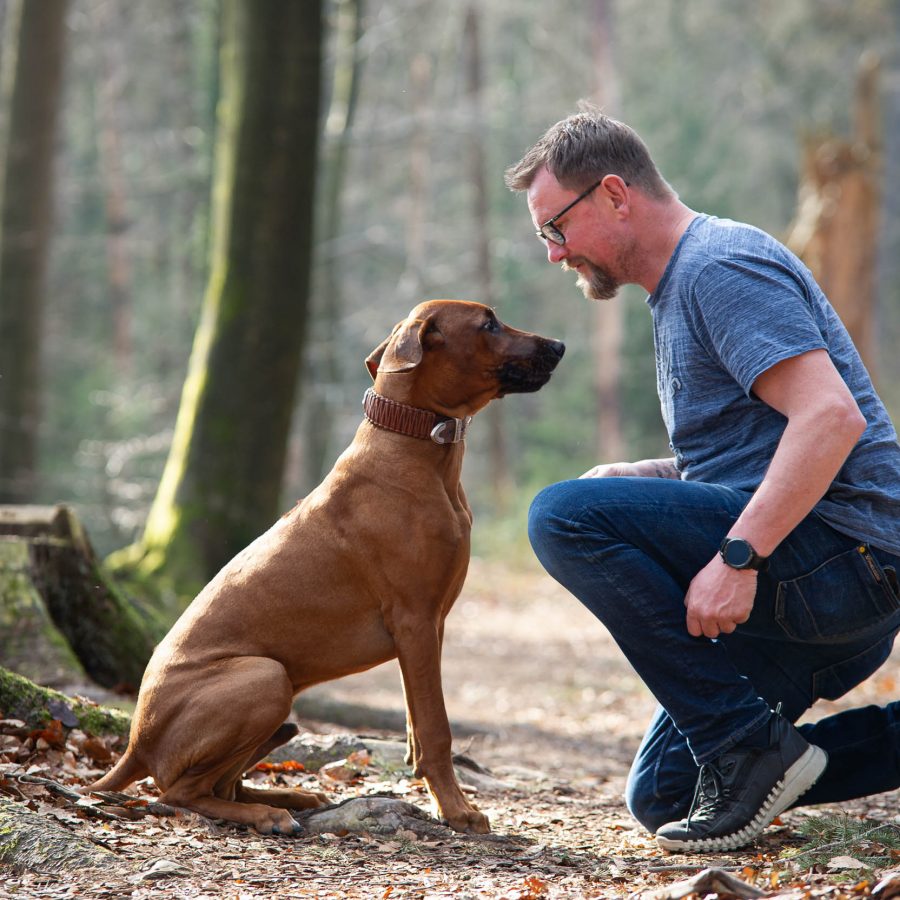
[244,722,300,770]
[156,657,313,834]
[233,722,329,810]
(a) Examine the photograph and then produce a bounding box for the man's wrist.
[637,458,679,479]
[719,537,769,572]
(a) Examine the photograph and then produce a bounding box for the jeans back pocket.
[775,544,900,643]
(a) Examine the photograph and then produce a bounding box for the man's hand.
[684,556,758,639]
[580,461,644,478]
[580,458,680,479]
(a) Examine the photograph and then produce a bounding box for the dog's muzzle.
[497,339,566,395]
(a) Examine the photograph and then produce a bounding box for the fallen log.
[0,665,130,735]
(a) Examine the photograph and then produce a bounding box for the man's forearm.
[728,407,865,557]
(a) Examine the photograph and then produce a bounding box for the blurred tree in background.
[109,0,323,602]
[0,0,69,503]
[0,0,897,583]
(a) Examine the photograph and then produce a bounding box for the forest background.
[1,0,900,580]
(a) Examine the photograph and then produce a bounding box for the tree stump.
[0,505,157,691]
[0,539,86,686]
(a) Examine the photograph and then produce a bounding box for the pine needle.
[784,814,900,869]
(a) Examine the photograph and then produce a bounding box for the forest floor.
[3,556,900,899]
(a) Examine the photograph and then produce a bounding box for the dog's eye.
[482,317,499,333]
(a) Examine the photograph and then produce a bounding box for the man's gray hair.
[505,102,674,201]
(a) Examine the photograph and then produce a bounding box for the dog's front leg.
[393,619,489,834]
[400,615,445,770]
[401,676,417,768]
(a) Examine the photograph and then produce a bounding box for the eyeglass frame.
[535,176,628,245]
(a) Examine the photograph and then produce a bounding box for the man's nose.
[546,241,567,264]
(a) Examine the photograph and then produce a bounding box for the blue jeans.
[528,477,900,832]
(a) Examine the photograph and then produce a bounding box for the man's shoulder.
[682,216,811,298]
[686,215,789,264]
[652,215,812,318]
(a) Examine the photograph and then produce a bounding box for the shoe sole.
[656,744,828,853]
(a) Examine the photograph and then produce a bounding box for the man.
[507,105,900,852]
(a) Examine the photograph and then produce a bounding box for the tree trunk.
[400,51,431,299]
[0,0,68,503]
[303,0,364,487]
[590,0,625,463]
[88,0,133,377]
[464,5,513,512]
[0,505,157,690]
[786,53,882,378]
[111,0,324,603]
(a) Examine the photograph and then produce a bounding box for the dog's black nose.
[548,339,566,359]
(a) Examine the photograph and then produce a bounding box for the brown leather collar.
[363,388,471,444]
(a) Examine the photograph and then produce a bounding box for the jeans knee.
[626,746,697,833]
[625,767,669,833]
[527,482,571,569]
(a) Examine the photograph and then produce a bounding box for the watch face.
[723,539,753,568]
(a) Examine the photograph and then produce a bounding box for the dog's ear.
[365,319,403,380]
[365,316,439,379]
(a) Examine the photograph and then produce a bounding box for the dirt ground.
[3,556,900,899]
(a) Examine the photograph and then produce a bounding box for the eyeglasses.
[535,177,627,245]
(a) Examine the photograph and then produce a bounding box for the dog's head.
[365,300,564,417]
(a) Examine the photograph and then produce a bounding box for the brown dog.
[88,300,564,835]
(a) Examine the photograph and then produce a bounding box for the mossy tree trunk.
[111,0,323,606]
[0,0,69,503]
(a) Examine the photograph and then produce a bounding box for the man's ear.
[365,316,438,379]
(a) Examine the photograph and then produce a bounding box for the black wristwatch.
[719,537,769,572]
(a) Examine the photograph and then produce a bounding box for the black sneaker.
[655,712,827,852]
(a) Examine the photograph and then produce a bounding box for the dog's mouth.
[496,339,565,396]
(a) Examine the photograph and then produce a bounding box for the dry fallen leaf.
[28,719,66,750]
[254,759,306,773]
[828,855,870,870]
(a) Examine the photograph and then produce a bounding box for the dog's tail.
[85,747,149,793]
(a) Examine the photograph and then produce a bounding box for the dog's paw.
[271,817,302,837]
[447,807,491,835]
[255,807,302,836]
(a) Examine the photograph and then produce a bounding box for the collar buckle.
[430,416,472,445]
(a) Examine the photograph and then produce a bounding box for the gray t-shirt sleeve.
[690,258,828,396]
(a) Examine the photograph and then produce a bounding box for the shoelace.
[684,705,782,828]
[686,761,731,825]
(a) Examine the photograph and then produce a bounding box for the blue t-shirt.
[647,214,900,556]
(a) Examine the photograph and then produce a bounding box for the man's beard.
[562,258,621,301]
